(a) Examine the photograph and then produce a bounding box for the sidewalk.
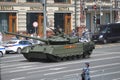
[95,42,120,48]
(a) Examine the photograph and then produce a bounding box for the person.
[71,29,77,37]
[81,69,85,80]
[81,62,90,80]
[0,32,3,44]
[28,34,33,42]
[80,28,91,42]
[56,27,64,37]
[16,32,20,39]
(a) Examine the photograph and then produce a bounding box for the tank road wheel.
[47,55,62,62]
[0,52,3,57]
[52,56,62,62]
[66,56,71,60]
[85,54,90,58]
[71,55,77,60]
[83,52,90,59]
[25,57,35,62]
[61,57,67,61]
[88,50,92,55]
[23,54,33,62]
[26,58,33,62]
[76,55,82,59]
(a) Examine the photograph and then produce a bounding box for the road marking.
[11,77,25,80]
[27,67,67,74]
[27,69,50,74]
[92,52,120,57]
[1,55,23,59]
[16,66,32,69]
[91,66,120,73]
[61,64,120,79]
[49,67,66,70]
[3,56,120,74]
[95,43,120,48]
[40,79,46,80]
[44,68,81,76]
[113,78,120,80]
[27,67,66,74]
[91,71,120,77]
[1,63,36,68]
[95,45,102,48]
[1,59,25,63]
[44,62,120,76]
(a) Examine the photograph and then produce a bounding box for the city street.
[0,42,120,80]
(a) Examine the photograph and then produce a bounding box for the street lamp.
[41,0,47,39]
[110,0,113,23]
[99,0,102,25]
[75,0,77,28]
[93,1,97,33]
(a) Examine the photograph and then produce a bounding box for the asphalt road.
[0,42,120,80]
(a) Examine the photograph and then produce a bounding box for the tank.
[4,31,95,62]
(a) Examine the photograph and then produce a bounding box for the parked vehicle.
[3,40,32,54]
[0,45,6,57]
[92,23,120,44]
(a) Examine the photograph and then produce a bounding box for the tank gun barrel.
[4,31,48,42]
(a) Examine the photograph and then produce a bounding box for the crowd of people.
[71,28,92,42]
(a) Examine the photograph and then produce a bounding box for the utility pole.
[100,0,102,25]
[93,0,97,33]
[110,0,113,23]
[75,0,77,29]
[41,0,47,39]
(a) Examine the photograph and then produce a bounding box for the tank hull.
[21,41,95,61]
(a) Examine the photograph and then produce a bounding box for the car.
[92,23,120,44]
[0,45,6,57]
[3,40,32,54]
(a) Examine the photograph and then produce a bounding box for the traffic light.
[93,16,96,24]
[93,5,97,10]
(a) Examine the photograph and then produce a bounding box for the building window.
[54,0,71,4]
[101,0,110,2]
[27,0,41,2]
[0,0,15,2]
[86,0,110,2]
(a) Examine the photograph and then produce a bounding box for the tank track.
[22,50,92,62]
[47,51,92,62]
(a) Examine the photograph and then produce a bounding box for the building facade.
[83,0,120,33]
[0,0,119,37]
[0,0,81,37]
[116,0,120,22]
